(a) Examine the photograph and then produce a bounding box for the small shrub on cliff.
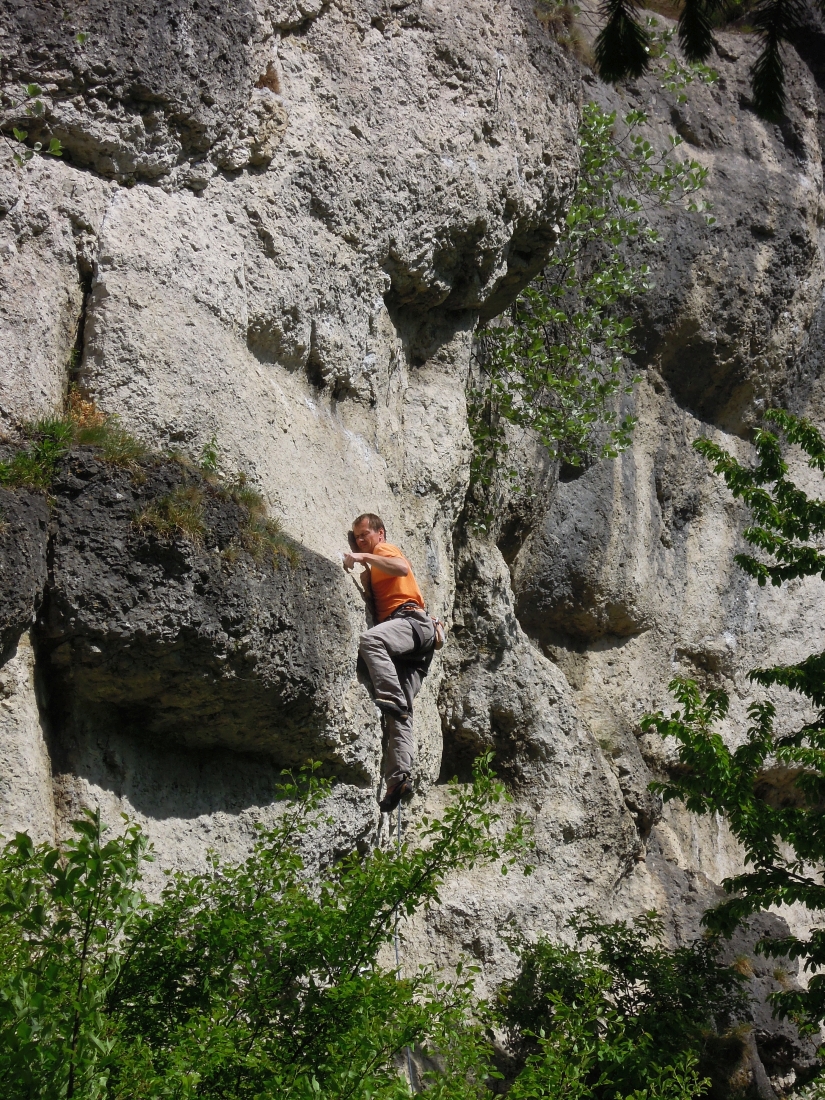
[469,102,710,512]
[1,81,64,166]
[643,410,825,1039]
[238,512,300,568]
[534,0,591,64]
[66,391,149,467]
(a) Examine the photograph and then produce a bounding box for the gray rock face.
[0,488,48,662]
[1,450,380,773]
[45,452,361,762]
[2,0,271,180]
[578,13,824,437]
[1,0,825,1090]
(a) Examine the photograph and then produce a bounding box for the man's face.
[352,520,384,554]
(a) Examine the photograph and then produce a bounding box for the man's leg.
[358,617,419,715]
[383,663,424,786]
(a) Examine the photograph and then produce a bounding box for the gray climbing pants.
[358,609,435,784]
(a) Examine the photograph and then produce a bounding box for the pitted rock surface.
[0,488,48,663]
[1,0,825,1091]
[12,450,371,772]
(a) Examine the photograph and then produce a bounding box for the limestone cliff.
[1,0,824,1091]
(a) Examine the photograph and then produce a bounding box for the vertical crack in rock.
[67,271,93,393]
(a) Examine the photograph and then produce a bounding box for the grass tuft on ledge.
[218,472,299,568]
[134,484,207,543]
[0,393,299,569]
[0,390,148,491]
[239,513,299,569]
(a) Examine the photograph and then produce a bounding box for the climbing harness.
[390,606,440,678]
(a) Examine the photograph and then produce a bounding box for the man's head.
[352,513,386,553]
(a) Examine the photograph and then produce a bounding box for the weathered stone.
[0,487,48,663]
[0,0,824,1091]
[30,450,374,774]
[0,632,55,845]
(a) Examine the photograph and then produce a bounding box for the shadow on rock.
[2,450,365,779]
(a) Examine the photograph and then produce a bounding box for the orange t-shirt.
[370,542,425,623]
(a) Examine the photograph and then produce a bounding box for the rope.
[393,801,416,1093]
[377,712,415,1091]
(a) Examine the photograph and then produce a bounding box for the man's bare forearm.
[343,551,409,576]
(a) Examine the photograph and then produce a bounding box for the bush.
[0,753,746,1099]
[0,756,743,1100]
[500,912,747,1098]
[0,758,529,1099]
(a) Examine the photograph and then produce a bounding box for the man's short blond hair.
[353,513,385,533]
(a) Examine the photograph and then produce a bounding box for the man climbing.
[343,513,435,814]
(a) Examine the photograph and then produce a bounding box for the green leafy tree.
[0,758,529,1099]
[507,1000,706,1100]
[469,102,710,509]
[500,911,745,1099]
[642,409,825,1036]
[0,756,731,1099]
[0,810,147,1099]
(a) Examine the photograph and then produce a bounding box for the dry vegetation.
[134,483,207,543]
[534,0,593,65]
[0,389,298,568]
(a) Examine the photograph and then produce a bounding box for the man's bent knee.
[358,630,380,656]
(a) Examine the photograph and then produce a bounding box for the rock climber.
[343,513,437,814]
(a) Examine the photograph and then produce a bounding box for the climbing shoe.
[375,698,409,720]
[379,776,412,814]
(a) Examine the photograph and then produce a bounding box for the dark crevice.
[30,567,64,784]
[305,319,326,390]
[67,271,93,395]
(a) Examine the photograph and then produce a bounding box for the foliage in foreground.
[468,102,710,510]
[642,409,825,1035]
[0,755,746,1100]
[0,758,526,1100]
[500,910,746,1100]
[501,911,746,1098]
